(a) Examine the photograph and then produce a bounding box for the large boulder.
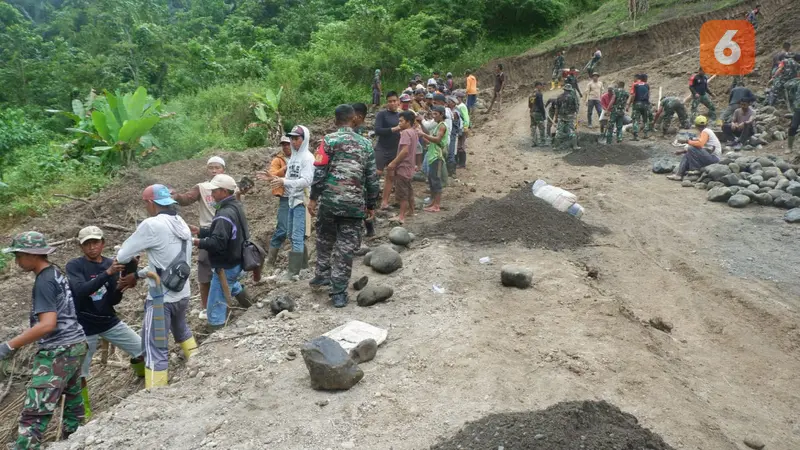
[370,246,403,274]
[753,193,773,205]
[652,160,676,174]
[707,186,733,202]
[301,336,364,391]
[774,193,793,208]
[786,197,800,209]
[720,173,740,186]
[501,265,533,289]
[756,157,775,168]
[737,189,756,200]
[727,194,751,208]
[704,164,732,181]
[762,167,780,179]
[785,169,799,181]
[787,181,800,196]
[388,227,412,246]
[784,208,800,223]
[356,285,394,307]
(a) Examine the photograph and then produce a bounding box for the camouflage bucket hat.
[3,231,56,255]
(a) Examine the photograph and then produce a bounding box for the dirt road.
[41,81,800,450]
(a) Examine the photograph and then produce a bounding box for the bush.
[243,125,267,147]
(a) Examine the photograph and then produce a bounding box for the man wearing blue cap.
[116,184,196,388]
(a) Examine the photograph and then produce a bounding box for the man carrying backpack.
[191,174,250,330]
[116,184,196,388]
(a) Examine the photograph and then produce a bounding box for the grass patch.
[530,0,745,54]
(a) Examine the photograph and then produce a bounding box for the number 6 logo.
[700,20,755,75]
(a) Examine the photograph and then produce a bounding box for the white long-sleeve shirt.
[116,213,192,303]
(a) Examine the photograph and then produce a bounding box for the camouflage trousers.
[16,342,88,450]
[315,209,363,295]
[631,102,652,137]
[770,79,794,108]
[658,106,689,134]
[553,114,577,149]
[690,93,716,121]
[605,111,625,144]
[530,111,546,145]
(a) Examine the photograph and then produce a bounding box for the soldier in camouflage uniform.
[529,82,547,147]
[789,78,800,151]
[627,74,652,140]
[551,51,565,90]
[350,102,375,237]
[1,231,88,449]
[653,96,690,136]
[553,84,580,150]
[769,54,799,107]
[605,81,630,144]
[308,104,380,308]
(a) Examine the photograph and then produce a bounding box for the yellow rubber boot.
[81,385,92,422]
[180,337,198,360]
[550,81,556,91]
[144,368,168,389]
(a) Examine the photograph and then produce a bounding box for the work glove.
[0,342,15,360]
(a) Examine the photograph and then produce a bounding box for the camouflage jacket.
[311,127,380,219]
[610,88,630,113]
[779,59,799,83]
[791,79,800,112]
[553,55,565,70]
[660,96,683,111]
[556,92,578,116]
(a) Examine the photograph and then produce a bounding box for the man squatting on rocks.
[668,115,721,182]
[1,231,88,450]
[66,226,144,421]
[116,184,197,388]
[259,125,314,279]
[308,104,380,308]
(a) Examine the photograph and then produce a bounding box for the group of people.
[2,87,476,446]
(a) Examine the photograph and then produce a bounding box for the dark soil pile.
[562,134,650,167]
[430,400,675,450]
[431,187,594,251]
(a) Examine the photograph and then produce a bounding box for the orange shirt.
[466,75,478,95]
[269,154,288,197]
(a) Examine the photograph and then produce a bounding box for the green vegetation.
[531,0,744,53]
[0,0,734,221]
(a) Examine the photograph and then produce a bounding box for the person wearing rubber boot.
[553,84,580,150]
[528,81,547,147]
[605,81,630,144]
[264,137,291,268]
[653,95,690,136]
[117,185,196,388]
[551,50,565,90]
[260,126,314,279]
[66,226,144,421]
[309,105,380,308]
[172,156,227,321]
[350,102,376,237]
[1,231,88,449]
[191,175,250,328]
[627,73,651,140]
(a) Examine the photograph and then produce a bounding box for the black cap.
[433,94,446,102]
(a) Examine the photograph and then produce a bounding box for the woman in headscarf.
[372,69,382,109]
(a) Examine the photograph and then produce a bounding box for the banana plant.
[65,87,170,168]
[252,86,284,144]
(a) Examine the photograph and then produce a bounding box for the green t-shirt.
[426,123,446,164]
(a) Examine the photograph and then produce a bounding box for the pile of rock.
[743,105,793,150]
[670,154,800,212]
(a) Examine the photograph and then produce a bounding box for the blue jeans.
[448,132,458,164]
[467,94,477,110]
[82,321,143,378]
[208,265,242,326]
[269,198,305,252]
[270,197,289,249]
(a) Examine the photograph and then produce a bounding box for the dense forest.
[0,0,601,220]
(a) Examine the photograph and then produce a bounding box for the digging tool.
[215,268,235,307]
[657,87,662,108]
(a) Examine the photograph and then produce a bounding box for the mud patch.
[562,134,651,167]
[430,400,675,450]
[430,187,594,251]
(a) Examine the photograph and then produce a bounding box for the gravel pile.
[562,134,651,167]
[431,187,595,251]
[430,400,675,450]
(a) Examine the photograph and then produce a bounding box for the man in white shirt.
[116,184,195,388]
[585,73,604,129]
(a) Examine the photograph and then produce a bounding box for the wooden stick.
[53,194,90,203]
[100,339,109,365]
[101,223,132,233]
[201,332,259,347]
[55,394,66,439]
[0,358,16,404]
[657,86,663,108]
[49,238,77,247]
